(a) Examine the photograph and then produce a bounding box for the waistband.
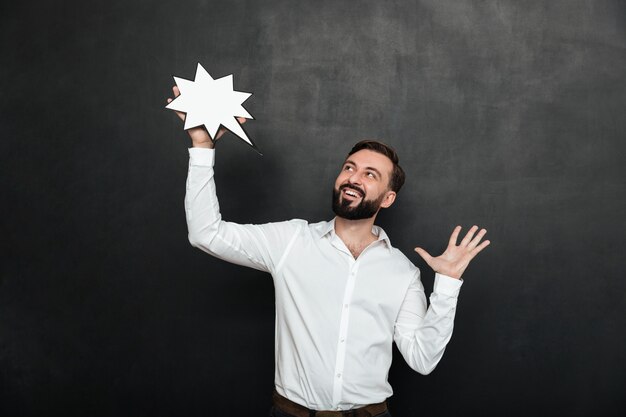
[272,390,388,417]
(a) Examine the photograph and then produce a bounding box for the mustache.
[339,183,365,197]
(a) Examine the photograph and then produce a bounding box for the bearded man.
[168,86,490,417]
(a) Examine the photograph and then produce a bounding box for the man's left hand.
[414,225,491,279]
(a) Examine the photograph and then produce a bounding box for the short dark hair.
[347,140,406,193]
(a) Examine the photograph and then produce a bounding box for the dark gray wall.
[1,1,625,416]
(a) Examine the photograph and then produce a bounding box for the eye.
[344,165,353,171]
[367,171,376,178]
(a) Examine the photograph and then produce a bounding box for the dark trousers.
[268,405,393,417]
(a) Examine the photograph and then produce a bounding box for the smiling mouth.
[341,186,364,201]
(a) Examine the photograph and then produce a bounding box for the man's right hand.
[167,85,246,149]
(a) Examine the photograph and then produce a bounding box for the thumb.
[414,247,432,262]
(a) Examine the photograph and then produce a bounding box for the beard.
[332,184,386,220]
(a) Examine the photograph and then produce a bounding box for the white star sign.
[166,63,257,151]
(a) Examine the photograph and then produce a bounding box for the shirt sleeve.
[185,148,301,274]
[393,269,463,375]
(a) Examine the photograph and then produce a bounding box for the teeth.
[345,190,360,197]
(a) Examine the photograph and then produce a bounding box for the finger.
[215,118,247,140]
[166,87,187,121]
[448,226,462,246]
[468,228,487,249]
[414,247,433,263]
[215,126,226,140]
[468,240,491,259]
[460,225,479,247]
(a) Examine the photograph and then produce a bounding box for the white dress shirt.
[185,148,463,411]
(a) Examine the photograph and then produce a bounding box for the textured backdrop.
[1,1,625,416]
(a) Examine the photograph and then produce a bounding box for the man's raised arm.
[393,270,462,375]
[168,86,302,274]
[394,225,490,374]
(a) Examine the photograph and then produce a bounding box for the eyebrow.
[344,159,383,178]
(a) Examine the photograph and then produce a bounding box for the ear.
[380,191,397,209]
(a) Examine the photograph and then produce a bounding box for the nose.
[347,170,363,185]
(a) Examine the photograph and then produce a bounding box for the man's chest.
[274,237,413,324]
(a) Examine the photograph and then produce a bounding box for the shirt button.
[344,304,349,309]
[340,338,345,343]
[336,373,342,378]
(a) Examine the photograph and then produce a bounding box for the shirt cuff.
[433,273,463,297]
[188,147,215,167]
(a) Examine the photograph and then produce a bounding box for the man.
[168,86,490,417]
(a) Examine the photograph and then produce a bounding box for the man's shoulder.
[257,218,331,234]
[374,225,419,272]
[264,218,309,227]
[258,218,308,234]
[390,245,418,267]
[380,241,420,279]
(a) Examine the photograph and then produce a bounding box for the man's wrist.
[434,273,463,297]
[192,141,214,149]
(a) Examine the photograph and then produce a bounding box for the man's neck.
[334,216,379,258]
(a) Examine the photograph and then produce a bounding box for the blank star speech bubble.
[166,63,257,151]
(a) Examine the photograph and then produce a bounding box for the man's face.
[332,149,397,220]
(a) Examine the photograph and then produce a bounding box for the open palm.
[414,225,490,279]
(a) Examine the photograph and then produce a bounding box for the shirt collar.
[320,217,393,252]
